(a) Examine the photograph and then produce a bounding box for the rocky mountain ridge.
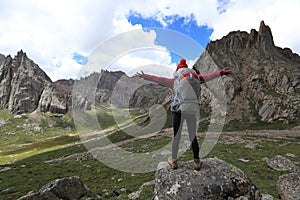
[197,21,300,124]
[0,21,299,125]
[0,52,169,115]
[0,50,68,114]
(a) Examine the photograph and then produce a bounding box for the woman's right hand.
[135,71,145,78]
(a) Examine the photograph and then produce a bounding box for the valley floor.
[0,128,299,199]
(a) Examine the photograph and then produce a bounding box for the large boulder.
[277,172,300,200]
[17,176,90,200]
[266,155,299,172]
[154,158,261,200]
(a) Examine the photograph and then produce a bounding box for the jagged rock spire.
[0,50,67,114]
[196,21,300,124]
[257,20,275,52]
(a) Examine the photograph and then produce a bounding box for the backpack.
[171,68,201,113]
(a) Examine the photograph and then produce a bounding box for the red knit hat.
[176,58,188,71]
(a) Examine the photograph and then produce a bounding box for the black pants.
[172,111,200,161]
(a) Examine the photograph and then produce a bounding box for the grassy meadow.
[0,109,299,199]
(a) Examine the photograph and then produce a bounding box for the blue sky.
[127,13,213,64]
[74,13,213,69]
[72,52,88,65]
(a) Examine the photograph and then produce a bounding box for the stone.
[154,158,261,200]
[128,180,155,200]
[277,172,300,200]
[245,142,261,150]
[0,167,11,172]
[261,194,274,200]
[266,155,299,172]
[17,176,90,200]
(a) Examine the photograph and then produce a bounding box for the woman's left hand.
[222,67,234,75]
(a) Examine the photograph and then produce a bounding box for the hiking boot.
[194,160,202,171]
[168,160,178,170]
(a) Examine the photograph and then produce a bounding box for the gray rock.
[128,180,155,199]
[0,167,11,172]
[0,50,67,114]
[154,158,261,200]
[17,176,90,200]
[245,142,261,150]
[38,85,67,114]
[0,188,13,195]
[277,172,300,200]
[261,194,274,200]
[198,21,300,124]
[266,155,299,172]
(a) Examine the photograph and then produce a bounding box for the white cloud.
[82,28,175,79]
[49,55,82,81]
[0,0,299,81]
[0,0,125,80]
[111,49,174,78]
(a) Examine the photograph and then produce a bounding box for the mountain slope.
[0,50,67,114]
[196,21,300,124]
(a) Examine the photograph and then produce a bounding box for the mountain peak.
[197,21,300,125]
[0,51,67,114]
[257,20,275,51]
[206,21,293,59]
[15,49,28,60]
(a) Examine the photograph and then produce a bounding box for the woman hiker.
[136,58,233,170]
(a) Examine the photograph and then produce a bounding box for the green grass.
[0,110,80,165]
[205,137,300,197]
[0,131,299,199]
[0,106,156,165]
[0,144,155,200]
[0,110,75,147]
[0,107,299,199]
[223,119,300,132]
[0,135,80,164]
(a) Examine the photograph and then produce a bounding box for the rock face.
[0,51,169,115]
[72,70,170,110]
[196,21,300,124]
[0,50,67,114]
[154,158,261,200]
[17,176,90,200]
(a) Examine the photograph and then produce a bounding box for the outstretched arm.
[199,68,233,82]
[135,71,174,89]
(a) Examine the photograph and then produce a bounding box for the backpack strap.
[180,71,199,80]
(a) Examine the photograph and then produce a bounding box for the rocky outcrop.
[72,70,170,110]
[154,158,261,200]
[0,51,169,115]
[17,176,90,200]
[264,155,300,199]
[266,155,299,172]
[277,172,300,200]
[0,50,67,114]
[197,21,300,124]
